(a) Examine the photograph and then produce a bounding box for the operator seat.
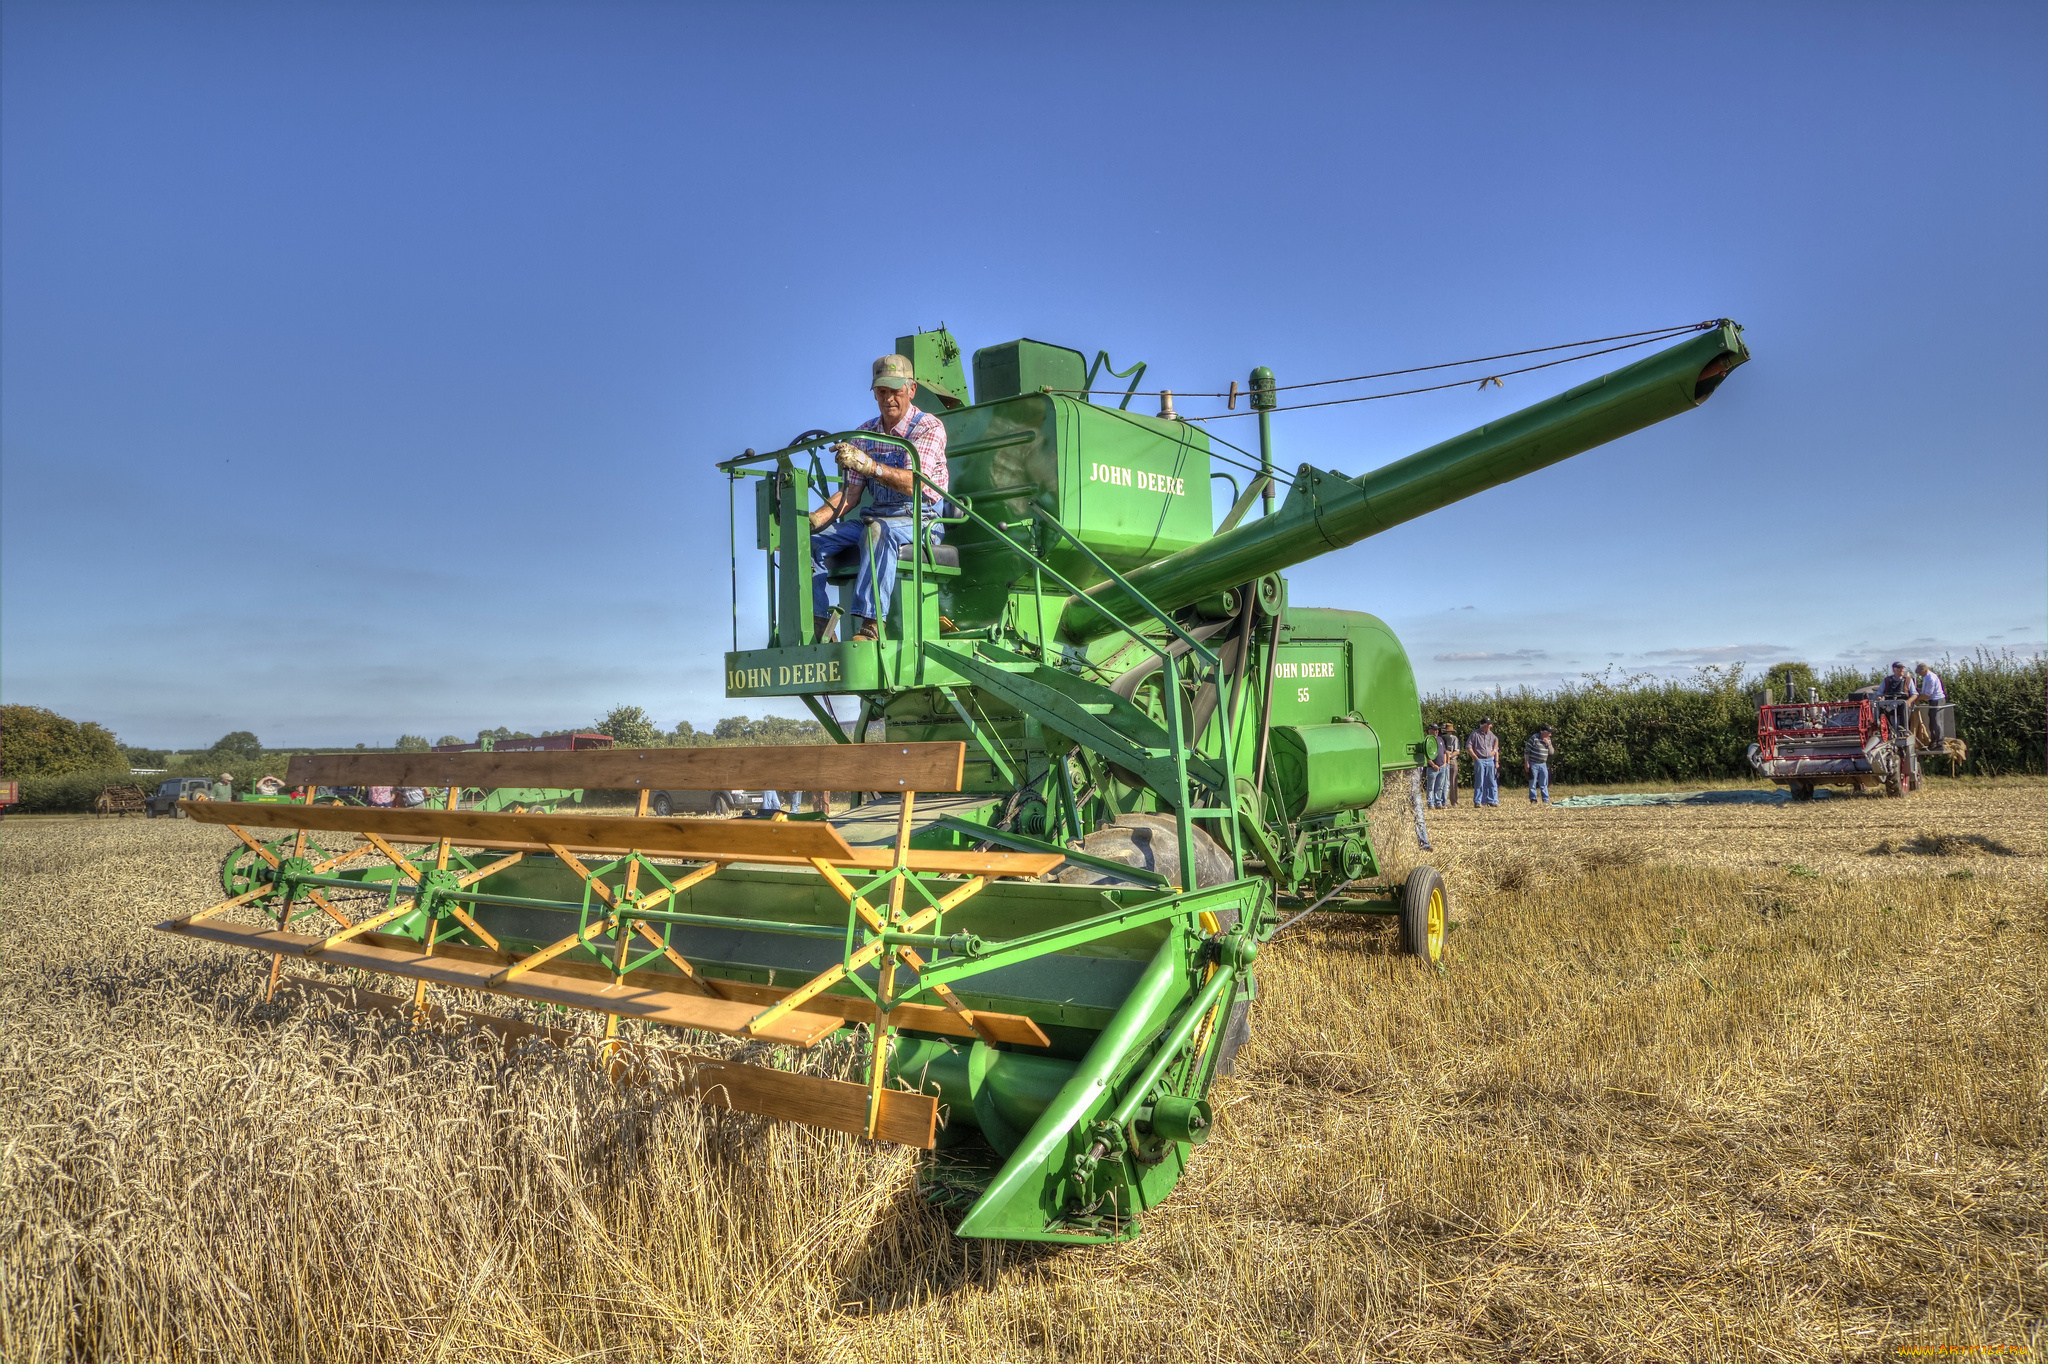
[823,540,958,582]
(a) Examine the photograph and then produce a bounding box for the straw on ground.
[2,777,2041,1362]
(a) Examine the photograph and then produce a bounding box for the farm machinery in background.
[156,318,1750,1243]
[1749,685,1960,799]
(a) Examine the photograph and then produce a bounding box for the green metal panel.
[724,643,883,697]
[934,394,1213,630]
[1266,722,1383,820]
[971,339,1087,404]
[1290,607,1428,770]
[896,329,969,409]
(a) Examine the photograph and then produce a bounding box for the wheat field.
[2,778,2041,1362]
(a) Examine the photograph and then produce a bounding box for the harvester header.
[157,317,1749,1244]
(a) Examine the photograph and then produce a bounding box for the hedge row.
[9,768,163,815]
[1422,651,2043,784]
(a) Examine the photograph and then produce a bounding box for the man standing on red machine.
[808,354,950,643]
[1911,660,1947,747]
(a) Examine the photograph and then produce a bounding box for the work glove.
[833,442,875,476]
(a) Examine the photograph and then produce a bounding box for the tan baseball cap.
[871,353,916,390]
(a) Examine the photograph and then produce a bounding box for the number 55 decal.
[1297,687,1311,703]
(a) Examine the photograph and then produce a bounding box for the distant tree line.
[10,651,2031,813]
[0,701,830,812]
[591,705,826,748]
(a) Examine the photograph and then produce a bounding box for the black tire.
[1400,865,1447,963]
[649,793,674,818]
[1791,782,1815,802]
[1054,814,1235,908]
[1210,996,1253,1077]
[712,793,733,816]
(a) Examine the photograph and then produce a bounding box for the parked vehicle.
[647,788,758,817]
[144,777,214,818]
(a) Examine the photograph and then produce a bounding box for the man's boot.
[813,615,836,643]
[851,617,880,642]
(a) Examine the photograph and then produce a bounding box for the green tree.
[207,731,264,762]
[596,705,662,749]
[0,705,124,777]
[1763,661,1818,699]
[434,735,464,748]
[711,714,825,745]
[395,734,431,751]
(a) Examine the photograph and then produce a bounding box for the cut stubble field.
[1,778,2041,1362]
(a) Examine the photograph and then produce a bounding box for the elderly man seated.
[808,354,950,643]
[1875,661,1915,734]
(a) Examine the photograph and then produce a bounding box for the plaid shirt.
[847,406,948,508]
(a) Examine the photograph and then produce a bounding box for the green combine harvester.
[160,320,1749,1242]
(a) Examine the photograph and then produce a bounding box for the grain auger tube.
[157,321,1748,1245]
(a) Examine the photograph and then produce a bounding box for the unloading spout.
[1059,321,1749,643]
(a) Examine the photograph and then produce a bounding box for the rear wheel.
[1400,865,1447,963]
[1791,782,1815,802]
[712,793,733,816]
[650,792,674,817]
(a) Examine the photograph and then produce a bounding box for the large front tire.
[1400,865,1447,963]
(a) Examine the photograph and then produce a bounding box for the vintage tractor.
[1749,685,1958,798]
[158,319,1750,1242]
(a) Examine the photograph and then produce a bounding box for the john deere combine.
[160,320,1749,1242]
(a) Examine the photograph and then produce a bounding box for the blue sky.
[3,2,2042,748]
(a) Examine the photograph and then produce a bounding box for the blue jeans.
[1426,766,1448,807]
[1474,758,1498,805]
[811,516,922,624]
[1528,762,1549,802]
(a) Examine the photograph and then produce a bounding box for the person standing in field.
[1424,725,1449,808]
[1468,719,1501,807]
[209,772,233,802]
[1524,724,1554,804]
[1439,722,1461,806]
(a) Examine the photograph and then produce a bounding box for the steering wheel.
[785,429,837,484]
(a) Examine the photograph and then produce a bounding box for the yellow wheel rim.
[1426,886,1445,961]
